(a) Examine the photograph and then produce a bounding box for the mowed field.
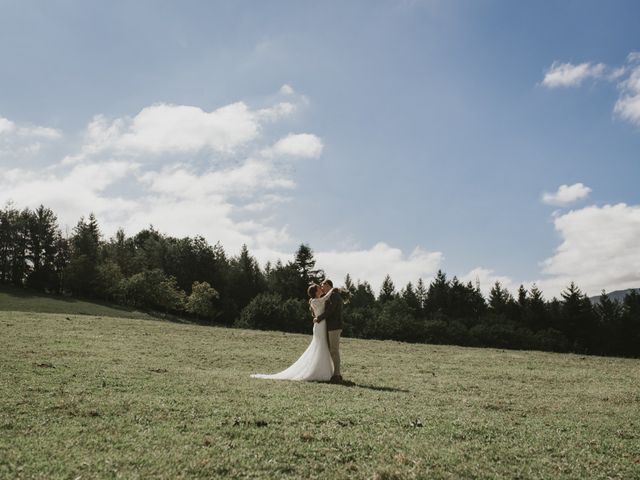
[1,291,639,479]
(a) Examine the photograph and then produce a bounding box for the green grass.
[1,297,639,478]
[0,285,153,320]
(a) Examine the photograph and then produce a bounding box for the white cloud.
[0,161,140,230]
[0,114,62,160]
[460,267,517,297]
[261,133,324,159]
[63,99,300,165]
[542,183,591,206]
[537,203,640,296]
[542,61,605,88]
[1,93,320,257]
[279,84,295,95]
[0,115,62,140]
[541,52,640,128]
[140,159,295,199]
[316,242,443,292]
[614,56,640,126]
[256,102,297,122]
[0,117,16,135]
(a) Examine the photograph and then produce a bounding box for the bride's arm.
[316,289,340,321]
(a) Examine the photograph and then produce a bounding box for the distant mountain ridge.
[589,288,639,304]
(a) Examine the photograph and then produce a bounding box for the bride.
[251,284,334,381]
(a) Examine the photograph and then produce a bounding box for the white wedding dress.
[251,292,334,381]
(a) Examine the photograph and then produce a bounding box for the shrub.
[185,281,219,320]
[236,293,309,333]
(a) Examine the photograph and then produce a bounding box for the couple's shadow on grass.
[321,379,409,393]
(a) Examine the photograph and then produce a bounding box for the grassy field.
[0,285,153,320]
[1,295,639,479]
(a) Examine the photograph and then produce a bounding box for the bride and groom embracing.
[251,279,345,383]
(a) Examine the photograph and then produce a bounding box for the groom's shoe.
[329,375,343,384]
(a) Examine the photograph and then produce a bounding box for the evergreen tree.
[228,244,265,310]
[4,208,32,286]
[52,233,70,293]
[559,282,595,352]
[344,273,356,295]
[488,281,512,315]
[401,282,421,314]
[620,290,640,356]
[294,244,323,287]
[350,280,376,309]
[594,290,622,354]
[517,285,528,308]
[65,214,102,296]
[523,284,548,331]
[378,274,397,303]
[448,276,479,319]
[425,270,449,316]
[26,205,59,291]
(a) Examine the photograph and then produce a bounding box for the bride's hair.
[307,284,319,298]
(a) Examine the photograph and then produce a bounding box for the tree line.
[1,203,638,357]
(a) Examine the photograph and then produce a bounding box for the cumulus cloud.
[62,99,300,165]
[316,243,443,292]
[0,91,321,257]
[0,161,140,229]
[542,61,605,88]
[261,133,324,159]
[536,203,640,296]
[542,183,591,206]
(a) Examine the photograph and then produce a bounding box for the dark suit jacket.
[316,289,343,331]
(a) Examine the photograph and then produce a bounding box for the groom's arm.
[316,291,339,321]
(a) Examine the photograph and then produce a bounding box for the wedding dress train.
[251,294,334,381]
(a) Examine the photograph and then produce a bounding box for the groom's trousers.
[327,329,342,376]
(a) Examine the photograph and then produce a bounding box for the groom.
[314,279,344,383]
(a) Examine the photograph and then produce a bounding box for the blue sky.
[1,0,639,296]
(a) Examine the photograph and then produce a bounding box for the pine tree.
[594,290,622,354]
[351,280,376,309]
[425,270,449,316]
[488,281,512,315]
[620,290,640,356]
[65,214,102,296]
[525,283,547,331]
[378,274,397,303]
[229,244,265,309]
[401,282,421,313]
[344,273,356,295]
[294,244,323,286]
[560,282,595,352]
[26,205,60,291]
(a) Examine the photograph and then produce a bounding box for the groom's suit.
[317,290,343,376]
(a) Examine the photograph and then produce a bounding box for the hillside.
[1,299,639,478]
[0,284,154,320]
[589,288,639,304]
